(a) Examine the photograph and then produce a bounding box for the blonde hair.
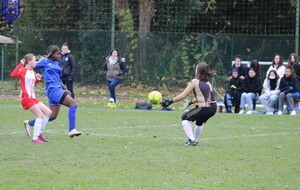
[24,53,35,66]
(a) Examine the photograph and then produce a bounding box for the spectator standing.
[60,42,76,99]
[103,49,127,108]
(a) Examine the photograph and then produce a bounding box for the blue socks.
[69,106,77,132]
[29,117,54,127]
[29,106,77,132]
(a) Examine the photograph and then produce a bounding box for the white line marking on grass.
[1,130,299,141]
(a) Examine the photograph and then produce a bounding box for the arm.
[262,79,271,95]
[161,80,195,107]
[35,58,47,69]
[103,61,108,74]
[172,80,195,103]
[69,54,76,76]
[35,73,42,84]
[10,62,24,78]
[119,60,127,74]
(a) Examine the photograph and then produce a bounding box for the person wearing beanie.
[224,68,243,113]
[23,45,82,138]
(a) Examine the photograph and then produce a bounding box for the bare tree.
[135,0,155,80]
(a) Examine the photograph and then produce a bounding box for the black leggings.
[181,103,217,126]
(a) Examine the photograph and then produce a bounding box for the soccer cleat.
[266,112,273,115]
[277,111,283,115]
[32,137,44,143]
[38,133,49,142]
[23,120,32,137]
[68,129,82,138]
[290,110,297,115]
[184,139,198,146]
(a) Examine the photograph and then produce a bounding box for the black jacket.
[60,52,76,77]
[227,77,243,92]
[242,75,262,94]
[279,75,299,94]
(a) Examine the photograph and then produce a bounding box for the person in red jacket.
[11,53,52,143]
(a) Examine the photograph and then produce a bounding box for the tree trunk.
[135,0,155,81]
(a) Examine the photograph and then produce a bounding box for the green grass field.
[0,97,299,190]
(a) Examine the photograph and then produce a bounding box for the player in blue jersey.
[24,45,81,138]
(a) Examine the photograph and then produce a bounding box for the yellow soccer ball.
[148,91,162,104]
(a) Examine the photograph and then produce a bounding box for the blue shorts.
[46,88,67,105]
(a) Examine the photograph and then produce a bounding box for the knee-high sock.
[182,120,195,141]
[69,106,77,131]
[194,124,204,141]
[33,118,43,140]
[41,116,50,133]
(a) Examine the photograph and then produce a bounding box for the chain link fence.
[0,28,297,92]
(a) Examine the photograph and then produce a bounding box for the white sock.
[41,116,50,133]
[33,118,43,140]
[182,120,195,141]
[194,124,204,141]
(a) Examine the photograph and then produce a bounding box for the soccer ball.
[107,102,116,109]
[148,91,162,104]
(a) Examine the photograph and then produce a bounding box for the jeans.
[259,93,278,112]
[107,78,121,102]
[240,92,258,110]
[278,92,294,111]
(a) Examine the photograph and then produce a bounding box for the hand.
[293,92,300,99]
[182,99,192,110]
[160,98,173,107]
[65,89,71,96]
[36,73,42,81]
[20,59,25,65]
[121,57,125,62]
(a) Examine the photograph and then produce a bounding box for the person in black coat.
[60,42,76,99]
[239,68,262,114]
[278,65,299,115]
[224,68,243,113]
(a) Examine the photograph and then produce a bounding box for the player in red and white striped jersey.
[11,53,52,143]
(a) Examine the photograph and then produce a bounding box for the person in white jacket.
[266,54,285,78]
[259,70,280,114]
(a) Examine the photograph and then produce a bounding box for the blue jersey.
[35,58,63,90]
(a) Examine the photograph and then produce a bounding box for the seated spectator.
[239,68,262,114]
[230,55,248,80]
[224,68,243,113]
[266,54,285,78]
[287,53,300,79]
[247,59,261,76]
[278,65,299,115]
[259,70,280,115]
[287,53,300,112]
